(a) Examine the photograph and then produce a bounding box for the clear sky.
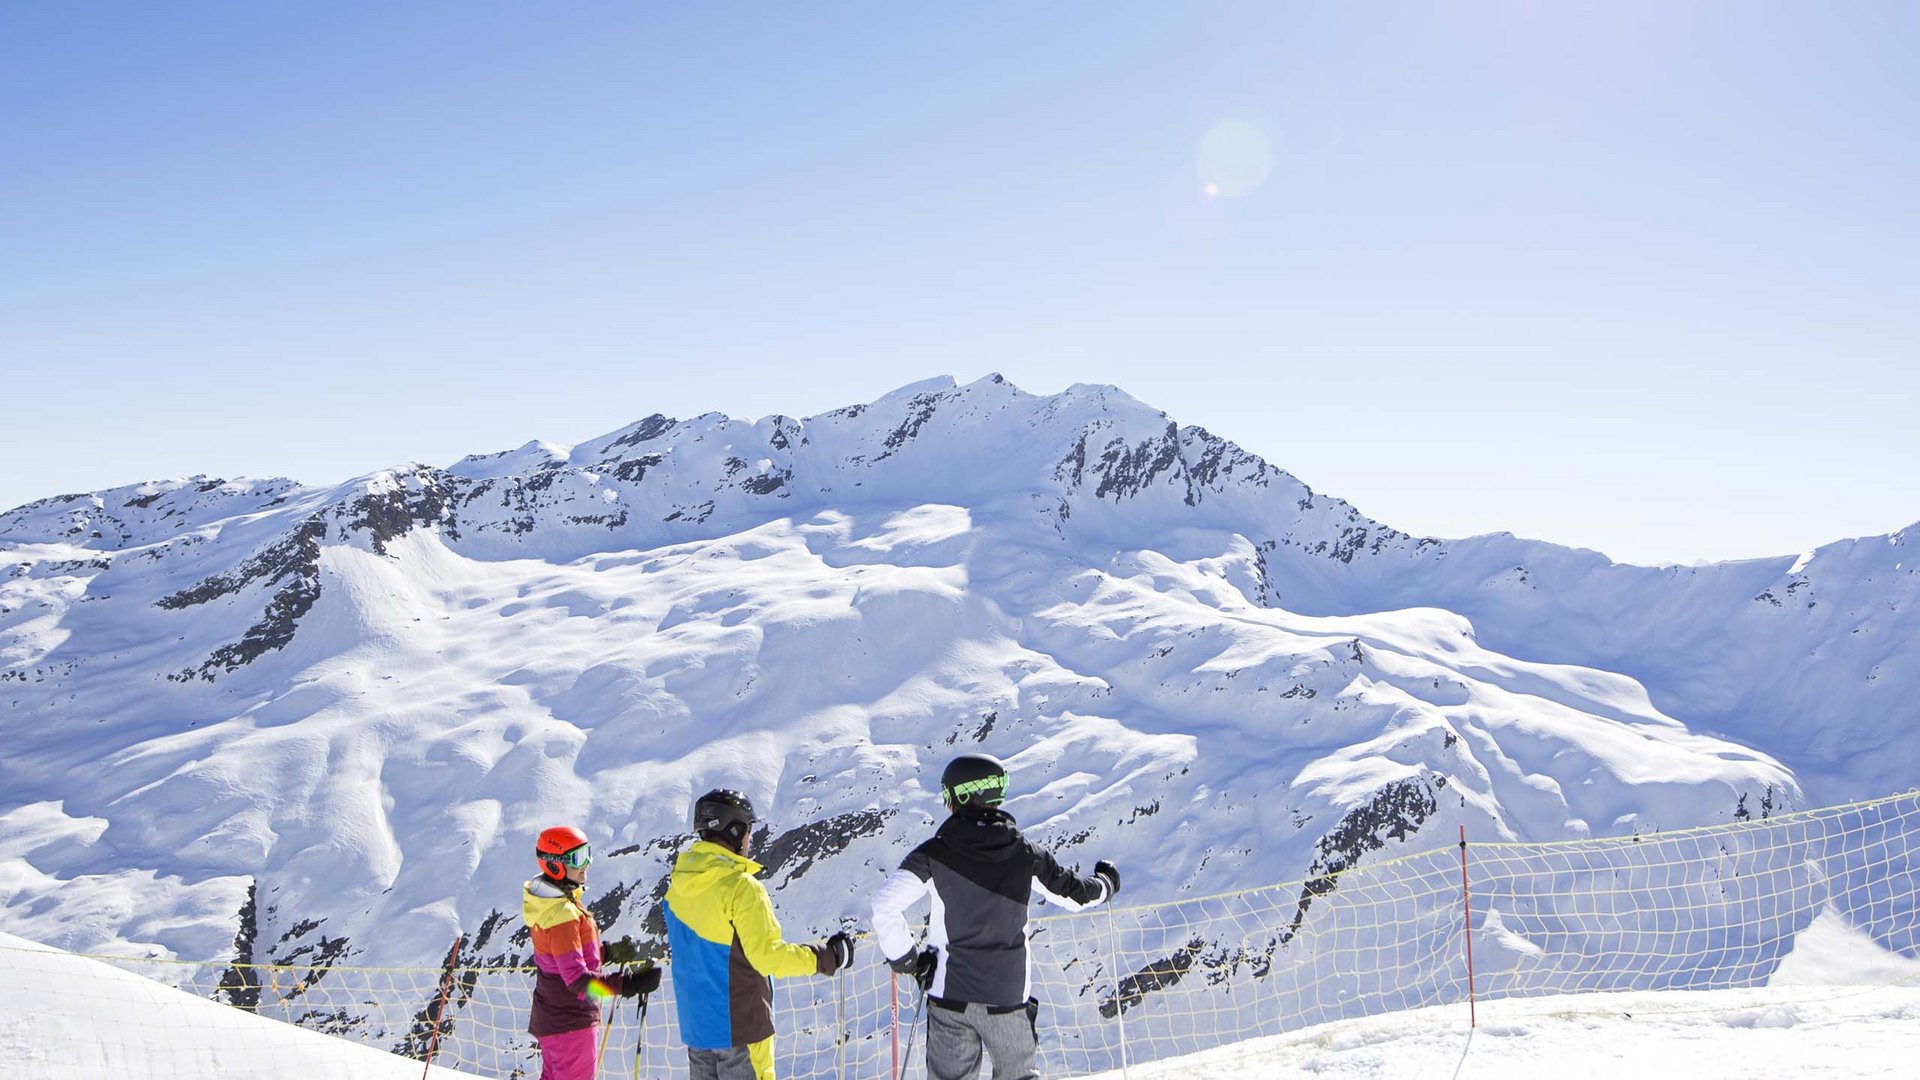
[3,2,1915,565]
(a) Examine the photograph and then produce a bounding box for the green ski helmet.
[941,753,1010,809]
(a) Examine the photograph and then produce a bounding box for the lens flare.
[1197,119,1273,198]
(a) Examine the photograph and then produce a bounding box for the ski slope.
[0,930,484,1080]
[1083,909,1920,1079]
[1083,985,1920,1079]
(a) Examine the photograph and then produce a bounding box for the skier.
[523,824,661,1080]
[870,754,1121,1080]
[663,789,856,1080]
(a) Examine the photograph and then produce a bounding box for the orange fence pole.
[421,934,465,1079]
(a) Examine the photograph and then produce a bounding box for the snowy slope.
[0,375,1907,1044]
[1078,983,1920,1080]
[1262,506,1919,804]
[1082,915,1920,1080]
[0,930,483,1080]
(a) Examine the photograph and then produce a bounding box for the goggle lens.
[948,776,1009,804]
[553,843,591,869]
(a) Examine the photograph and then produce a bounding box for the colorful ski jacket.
[870,807,1110,1007]
[662,840,829,1049]
[522,877,624,1037]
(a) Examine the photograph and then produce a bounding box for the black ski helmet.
[692,789,756,846]
[941,753,1009,809]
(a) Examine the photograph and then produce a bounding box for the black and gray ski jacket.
[870,808,1111,1007]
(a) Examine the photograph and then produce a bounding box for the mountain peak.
[2,373,1914,1016]
[878,374,959,400]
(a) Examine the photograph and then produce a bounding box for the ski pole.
[900,984,926,1080]
[595,1014,615,1080]
[631,993,648,1080]
[835,916,854,1080]
[890,974,900,1080]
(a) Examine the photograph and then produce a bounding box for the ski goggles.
[546,843,592,869]
[947,776,1009,805]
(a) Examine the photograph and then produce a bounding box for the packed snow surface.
[0,931,484,1080]
[1084,913,1920,1080]
[1082,984,1920,1079]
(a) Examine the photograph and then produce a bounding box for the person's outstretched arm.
[732,876,839,977]
[871,852,933,962]
[1029,844,1116,911]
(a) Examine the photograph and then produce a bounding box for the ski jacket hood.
[671,839,764,896]
[935,807,1023,862]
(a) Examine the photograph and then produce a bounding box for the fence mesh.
[8,791,1918,1078]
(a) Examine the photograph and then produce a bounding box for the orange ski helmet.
[536,825,591,880]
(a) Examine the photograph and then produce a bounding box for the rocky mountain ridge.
[0,376,1905,1031]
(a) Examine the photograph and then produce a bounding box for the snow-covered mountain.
[0,375,1907,1005]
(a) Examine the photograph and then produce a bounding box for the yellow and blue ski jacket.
[663,840,826,1049]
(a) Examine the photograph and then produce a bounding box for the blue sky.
[3,2,1915,564]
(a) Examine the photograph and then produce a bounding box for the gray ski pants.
[686,1044,766,1080]
[925,999,1039,1080]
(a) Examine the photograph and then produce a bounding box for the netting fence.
[10,790,1919,1078]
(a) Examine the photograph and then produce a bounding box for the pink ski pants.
[537,1024,600,1080]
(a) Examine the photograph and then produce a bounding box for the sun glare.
[1197,118,1274,198]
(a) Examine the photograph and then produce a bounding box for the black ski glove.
[818,931,855,975]
[888,947,937,991]
[618,962,661,998]
[1094,860,1121,899]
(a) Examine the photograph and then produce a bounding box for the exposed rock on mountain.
[2,375,1903,1005]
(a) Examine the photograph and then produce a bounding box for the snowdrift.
[0,930,483,1080]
